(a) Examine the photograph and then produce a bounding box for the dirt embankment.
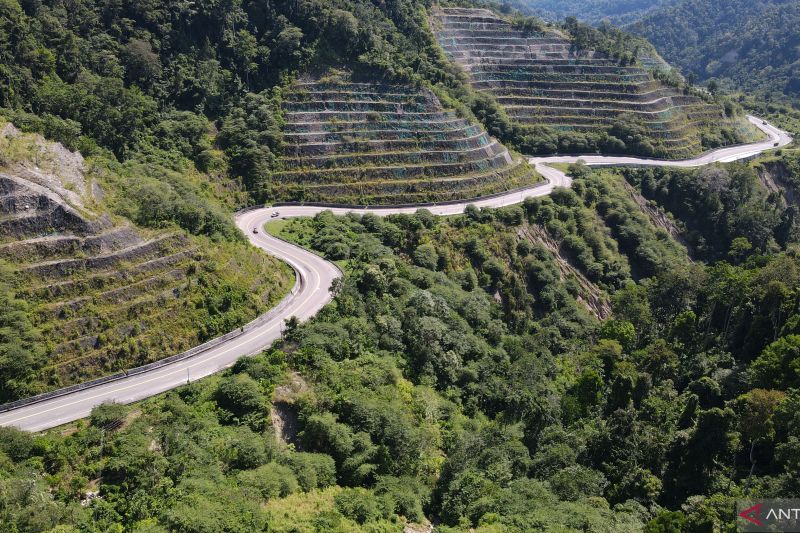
[756,159,799,208]
[518,224,612,320]
[621,180,694,258]
[270,372,309,446]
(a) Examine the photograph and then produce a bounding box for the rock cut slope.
[0,124,290,393]
[272,76,540,204]
[431,7,750,158]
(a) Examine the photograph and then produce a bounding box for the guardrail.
[0,219,305,414]
[1,117,787,416]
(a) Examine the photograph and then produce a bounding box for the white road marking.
[0,116,791,431]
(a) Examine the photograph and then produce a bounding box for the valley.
[0,114,789,432]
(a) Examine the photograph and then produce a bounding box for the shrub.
[215,374,266,424]
[413,243,439,270]
[236,463,298,500]
[283,452,337,491]
[90,401,130,430]
[334,487,386,524]
[226,427,268,470]
[0,427,35,461]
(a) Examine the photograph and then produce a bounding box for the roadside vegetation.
[0,0,798,530]
[2,158,800,531]
[0,117,292,399]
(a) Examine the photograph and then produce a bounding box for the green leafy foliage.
[622,163,792,260]
[512,0,677,26]
[0,262,45,401]
[4,183,800,529]
[630,0,800,99]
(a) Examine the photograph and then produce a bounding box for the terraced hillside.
[273,78,540,204]
[431,7,753,158]
[0,123,291,396]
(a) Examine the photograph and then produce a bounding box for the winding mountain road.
[0,115,791,431]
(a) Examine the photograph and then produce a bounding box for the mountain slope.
[513,0,679,25]
[2,154,800,530]
[629,0,800,98]
[272,73,540,205]
[431,7,759,159]
[0,120,291,400]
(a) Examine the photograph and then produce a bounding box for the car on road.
[252,227,258,234]
[271,212,280,218]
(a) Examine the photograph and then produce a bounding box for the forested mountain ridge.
[0,0,465,196]
[629,0,800,99]
[508,0,678,25]
[0,0,799,531]
[0,0,757,205]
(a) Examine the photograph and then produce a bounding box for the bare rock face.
[0,122,115,244]
[0,122,20,138]
[757,160,799,208]
[0,174,108,241]
[0,122,89,210]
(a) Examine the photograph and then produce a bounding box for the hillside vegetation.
[509,0,678,25]
[0,0,763,206]
[0,119,292,400]
[2,155,800,530]
[0,0,545,204]
[1,0,799,530]
[272,72,540,205]
[431,7,759,158]
[629,0,800,99]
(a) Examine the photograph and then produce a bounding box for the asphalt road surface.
[0,115,790,431]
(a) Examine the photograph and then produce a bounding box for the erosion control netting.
[431,7,729,158]
[276,77,540,204]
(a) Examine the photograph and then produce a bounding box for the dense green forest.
[0,0,752,203]
[0,0,798,530]
[0,0,428,193]
[629,0,800,99]
[505,0,677,25]
[0,0,514,199]
[2,156,800,531]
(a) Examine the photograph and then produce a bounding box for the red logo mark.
[739,503,764,527]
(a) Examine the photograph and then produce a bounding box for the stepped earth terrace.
[273,78,540,204]
[431,7,754,158]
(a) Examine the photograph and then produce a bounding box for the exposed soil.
[622,179,694,258]
[270,402,300,446]
[270,372,309,445]
[518,224,612,319]
[757,160,798,207]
